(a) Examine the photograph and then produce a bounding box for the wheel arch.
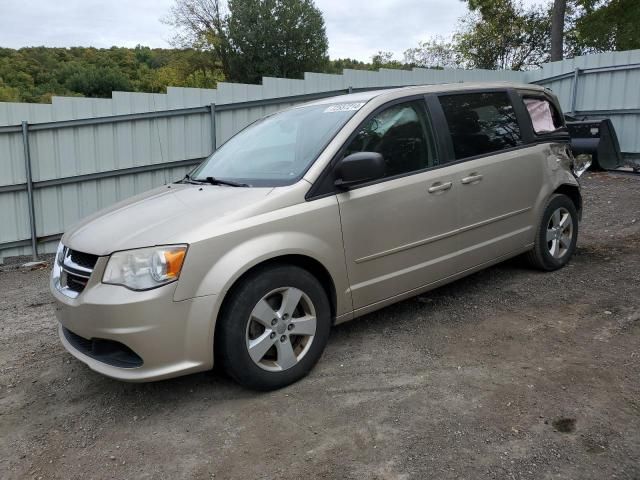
[553,183,583,219]
[215,254,338,338]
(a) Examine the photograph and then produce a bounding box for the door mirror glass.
[334,152,385,189]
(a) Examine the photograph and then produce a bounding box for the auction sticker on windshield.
[324,103,366,113]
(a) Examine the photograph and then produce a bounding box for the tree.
[572,0,640,52]
[64,65,132,98]
[165,0,329,84]
[403,37,460,69]
[164,0,231,76]
[370,51,407,70]
[0,81,20,102]
[550,0,567,61]
[0,46,226,103]
[456,0,551,70]
[324,58,374,74]
[226,0,329,83]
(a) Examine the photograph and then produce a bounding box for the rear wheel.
[216,265,331,390]
[526,194,578,271]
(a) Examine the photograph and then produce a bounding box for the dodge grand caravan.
[51,82,586,390]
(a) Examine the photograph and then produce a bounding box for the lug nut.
[288,324,294,330]
[280,335,286,342]
[271,319,277,326]
[283,314,289,320]
[270,332,276,339]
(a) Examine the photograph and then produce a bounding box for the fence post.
[210,103,217,152]
[570,68,580,114]
[21,121,38,261]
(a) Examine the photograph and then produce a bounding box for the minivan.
[51,82,585,390]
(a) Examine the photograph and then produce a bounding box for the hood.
[62,184,275,256]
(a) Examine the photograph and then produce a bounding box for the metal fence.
[0,87,380,259]
[1,49,639,261]
[528,49,640,157]
[0,67,525,261]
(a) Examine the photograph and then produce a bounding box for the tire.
[215,264,331,391]
[525,193,579,271]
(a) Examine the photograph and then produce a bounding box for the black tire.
[215,264,331,391]
[525,193,579,271]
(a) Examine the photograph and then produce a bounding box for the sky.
[0,0,542,62]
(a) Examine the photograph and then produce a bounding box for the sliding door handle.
[461,174,483,184]
[428,181,453,194]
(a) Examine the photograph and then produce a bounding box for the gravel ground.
[1,173,639,480]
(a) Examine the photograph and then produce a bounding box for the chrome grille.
[56,247,99,297]
[69,250,98,270]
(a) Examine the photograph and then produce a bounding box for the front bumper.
[51,259,218,382]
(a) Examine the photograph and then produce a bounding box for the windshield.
[190,102,365,187]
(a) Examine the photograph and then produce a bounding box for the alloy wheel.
[546,207,573,259]
[245,287,317,372]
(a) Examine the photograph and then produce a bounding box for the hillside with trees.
[0,46,223,103]
[1,0,637,103]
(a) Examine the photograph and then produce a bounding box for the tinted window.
[439,92,523,160]
[524,97,563,133]
[343,101,435,178]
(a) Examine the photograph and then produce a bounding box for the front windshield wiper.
[179,173,202,185]
[178,174,248,187]
[202,176,250,187]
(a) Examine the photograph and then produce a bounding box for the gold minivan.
[51,83,585,390]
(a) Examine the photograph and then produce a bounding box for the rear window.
[439,92,523,160]
[524,97,563,134]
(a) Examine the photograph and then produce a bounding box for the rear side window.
[524,97,563,134]
[439,92,523,160]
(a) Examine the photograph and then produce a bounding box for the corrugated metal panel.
[526,49,640,153]
[1,55,639,261]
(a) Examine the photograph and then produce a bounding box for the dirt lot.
[1,173,639,480]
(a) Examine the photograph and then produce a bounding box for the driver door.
[336,99,461,310]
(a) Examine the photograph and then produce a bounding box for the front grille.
[63,327,143,368]
[65,272,89,293]
[61,248,98,295]
[69,250,98,270]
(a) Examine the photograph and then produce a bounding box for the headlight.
[103,245,187,291]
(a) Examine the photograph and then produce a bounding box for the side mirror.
[334,152,385,189]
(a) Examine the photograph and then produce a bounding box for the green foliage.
[455,1,551,70]
[64,65,132,97]
[0,80,20,101]
[370,51,408,70]
[458,0,640,65]
[226,0,329,83]
[404,38,460,69]
[4,0,638,104]
[0,46,224,103]
[573,0,640,52]
[166,0,329,84]
[323,58,374,74]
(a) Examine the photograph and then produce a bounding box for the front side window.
[343,101,435,178]
[524,97,564,134]
[191,102,364,187]
[439,92,523,160]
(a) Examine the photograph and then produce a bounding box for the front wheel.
[215,265,331,390]
[525,193,579,271]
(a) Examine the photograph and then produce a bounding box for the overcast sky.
[1,0,542,61]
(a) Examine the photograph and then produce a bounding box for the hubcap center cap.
[276,321,287,335]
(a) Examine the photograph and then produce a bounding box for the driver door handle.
[461,174,483,184]
[428,182,453,194]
